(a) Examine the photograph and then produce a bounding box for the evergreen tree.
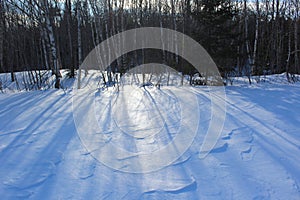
[192,0,239,77]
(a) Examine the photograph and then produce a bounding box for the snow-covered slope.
[0,71,300,199]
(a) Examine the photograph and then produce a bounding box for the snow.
[0,71,300,199]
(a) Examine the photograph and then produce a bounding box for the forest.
[0,0,299,88]
[1,1,300,199]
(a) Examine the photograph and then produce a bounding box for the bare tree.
[41,0,61,88]
[293,0,299,74]
[66,0,74,77]
[253,0,259,75]
[244,0,252,84]
[77,0,83,86]
[0,0,4,73]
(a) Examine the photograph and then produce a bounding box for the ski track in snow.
[0,83,300,199]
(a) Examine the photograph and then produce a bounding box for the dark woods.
[1,0,300,88]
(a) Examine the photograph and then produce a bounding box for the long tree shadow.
[0,91,78,199]
[0,91,68,157]
[227,85,300,129]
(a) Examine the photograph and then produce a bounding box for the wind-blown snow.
[0,71,300,199]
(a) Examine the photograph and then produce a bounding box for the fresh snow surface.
[0,71,300,199]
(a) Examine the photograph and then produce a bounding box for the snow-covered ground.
[0,71,300,199]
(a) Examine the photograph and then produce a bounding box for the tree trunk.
[294,3,299,74]
[0,0,4,73]
[40,28,49,70]
[171,0,179,66]
[76,1,83,88]
[66,0,74,77]
[253,0,259,74]
[244,0,252,84]
[286,24,291,82]
[42,0,60,88]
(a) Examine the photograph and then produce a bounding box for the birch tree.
[244,0,252,84]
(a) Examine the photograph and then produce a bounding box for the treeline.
[0,0,299,88]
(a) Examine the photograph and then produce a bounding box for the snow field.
[0,71,300,199]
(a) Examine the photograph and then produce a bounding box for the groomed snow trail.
[0,84,300,199]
